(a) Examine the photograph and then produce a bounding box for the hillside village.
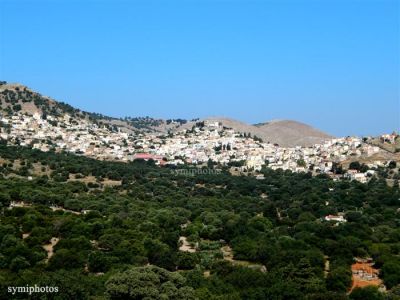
[0,82,398,183]
[0,105,398,184]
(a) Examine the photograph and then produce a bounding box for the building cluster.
[0,112,392,182]
[0,112,136,161]
[324,214,347,223]
[379,133,397,144]
[351,258,385,292]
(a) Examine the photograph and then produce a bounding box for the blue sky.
[0,0,399,137]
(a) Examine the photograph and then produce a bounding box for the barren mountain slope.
[254,120,334,147]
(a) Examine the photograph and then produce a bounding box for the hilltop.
[198,118,333,147]
[155,117,333,147]
[0,82,144,135]
[253,120,333,147]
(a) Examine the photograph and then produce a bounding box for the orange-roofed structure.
[350,259,385,292]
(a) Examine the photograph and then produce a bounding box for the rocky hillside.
[0,82,82,118]
[0,82,333,146]
[254,120,333,147]
[0,82,152,135]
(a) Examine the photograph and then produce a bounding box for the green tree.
[105,266,195,299]
[326,266,352,292]
[382,260,400,289]
[349,286,384,300]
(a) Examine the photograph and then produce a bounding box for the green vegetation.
[0,143,399,299]
[124,116,163,130]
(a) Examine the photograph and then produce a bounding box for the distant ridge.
[253,120,334,147]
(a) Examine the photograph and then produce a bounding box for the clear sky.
[0,0,399,137]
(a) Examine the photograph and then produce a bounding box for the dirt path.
[9,201,31,208]
[178,236,196,253]
[221,245,234,261]
[221,245,267,272]
[43,237,59,262]
[324,256,330,278]
[10,201,82,215]
[275,208,283,220]
[50,205,81,215]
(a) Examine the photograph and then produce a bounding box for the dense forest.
[0,143,399,299]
